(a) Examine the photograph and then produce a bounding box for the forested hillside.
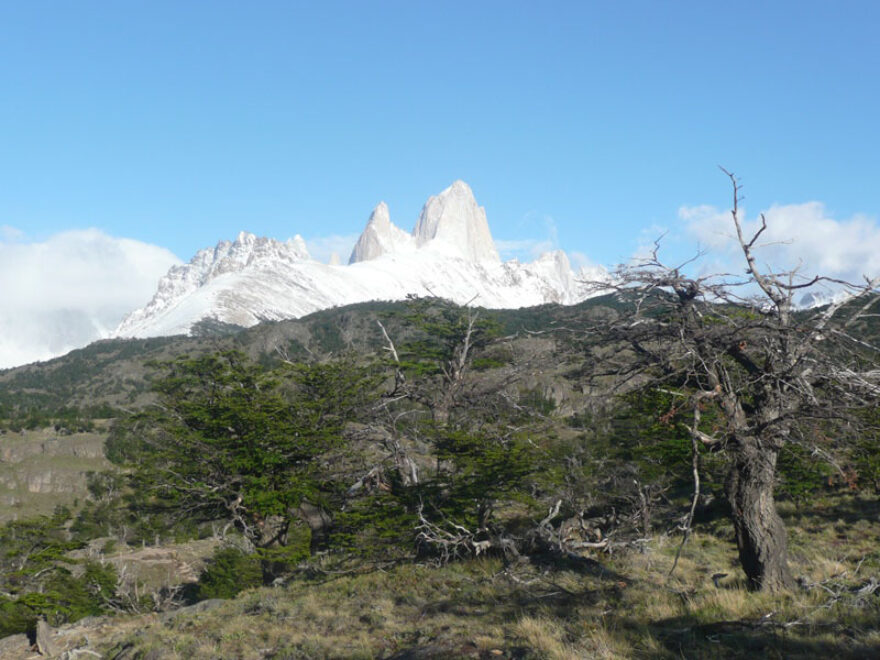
[0,293,879,658]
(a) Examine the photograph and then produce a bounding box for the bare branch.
[376,320,400,363]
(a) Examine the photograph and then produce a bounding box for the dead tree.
[581,170,880,591]
[365,298,545,560]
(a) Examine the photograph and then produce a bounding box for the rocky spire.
[348,202,414,264]
[412,180,500,263]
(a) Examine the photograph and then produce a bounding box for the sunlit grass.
[65,492,880,659]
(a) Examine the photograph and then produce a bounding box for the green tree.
[109,351,376,569]
[0,510,117,636]
[195,546,263,600]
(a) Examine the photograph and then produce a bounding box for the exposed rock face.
[36,618,60,656]
[348,202,415,264]
[0,632,29,657]
[412,180,500,263]
[0,429,111,522]
[350,182,500,265]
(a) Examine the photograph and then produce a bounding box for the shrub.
[196,547,263,600]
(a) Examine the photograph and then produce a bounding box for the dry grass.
[514,617,573,659]
[15,491,877,659]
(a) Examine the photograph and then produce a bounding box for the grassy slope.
[0,296,615,414]
[0,492,871,659]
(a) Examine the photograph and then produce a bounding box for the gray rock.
[37,618,60,656]
[0,633,30,657]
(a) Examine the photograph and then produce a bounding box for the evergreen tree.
[109,351,375,566]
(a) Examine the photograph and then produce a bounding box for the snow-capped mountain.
[797,289,852,309]
[411,180,500,263]
[114,181,608,338]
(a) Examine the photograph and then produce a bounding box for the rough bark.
[295,501,333,550]
[726,440,796,592]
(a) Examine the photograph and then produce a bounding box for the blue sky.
[3,0,878,264]
[2,1,880,367]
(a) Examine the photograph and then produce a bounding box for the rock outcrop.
[412,180,500,263]
[348,202,415,264]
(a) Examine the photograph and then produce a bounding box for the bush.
[331,494,417,560]
[0,561,118,636]
[196,547,263,600]
[0,597,33,638]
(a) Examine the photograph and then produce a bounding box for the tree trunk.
[257,514,290,583]
[725,440,796,592]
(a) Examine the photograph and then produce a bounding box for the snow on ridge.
[349,181,499,265]
[114,182,607,339]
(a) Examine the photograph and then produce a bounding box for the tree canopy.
[108,351,377,552]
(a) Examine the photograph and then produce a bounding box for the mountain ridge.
[114,181,608,339]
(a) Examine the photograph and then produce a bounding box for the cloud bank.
[679,202,880,289]
[0,229,180,369]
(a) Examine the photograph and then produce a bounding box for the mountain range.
[114,181,607,338]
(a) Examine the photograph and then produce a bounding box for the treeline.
[0,402,119,433]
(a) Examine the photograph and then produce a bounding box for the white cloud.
[568,251,601,270]
[0,229,180,369]
[680,202,880,284]
[495,237,556,261]
[496,213,561,261]
[304,233,359,265]
[0,225,23,242]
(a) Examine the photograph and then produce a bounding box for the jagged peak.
[185,232,313,278]
[214,231,311,260]
[447,179,474,194]
[348,202,413,264]
[413,180,500,263]
[236,230,256,245]
[286,235,311,259]
[536,249,571,268]
[368,201,391,227]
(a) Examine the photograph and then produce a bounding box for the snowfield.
[115,181,609,338]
